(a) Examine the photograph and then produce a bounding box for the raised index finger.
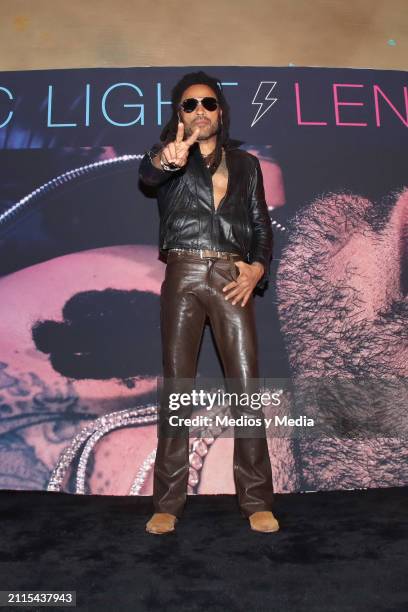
[184,126,200,147]
[175,122,184,143]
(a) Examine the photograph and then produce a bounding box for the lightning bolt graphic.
[251,81,277,127]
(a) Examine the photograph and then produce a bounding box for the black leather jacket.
[138,140,273,291]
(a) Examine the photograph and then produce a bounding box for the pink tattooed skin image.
[0,246,164,495]
[276,187,408,491]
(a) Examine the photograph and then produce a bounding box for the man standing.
[139,71,279,534]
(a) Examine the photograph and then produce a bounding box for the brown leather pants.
[153,250,274,518]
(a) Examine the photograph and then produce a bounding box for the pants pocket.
[230,260,240,281]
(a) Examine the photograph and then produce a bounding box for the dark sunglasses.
[179,97,219,113]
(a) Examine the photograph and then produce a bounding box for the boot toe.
[249,511,279,533]
[146,512,178,534]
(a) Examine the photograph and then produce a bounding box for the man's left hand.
[222,262,264,307]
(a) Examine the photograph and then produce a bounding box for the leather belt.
[168,248,241,261]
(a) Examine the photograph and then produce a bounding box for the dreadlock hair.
[159,70,236,175]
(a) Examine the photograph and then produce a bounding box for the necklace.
[47,405,158,494]
[202,152,214,169]
[201,147,219,169]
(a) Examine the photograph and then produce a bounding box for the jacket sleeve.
[138,142,183,187]
[247,156,273,292]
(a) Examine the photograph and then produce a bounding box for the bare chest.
[211,152,229,211]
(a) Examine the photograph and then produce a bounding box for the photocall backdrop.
[0,66,407,497]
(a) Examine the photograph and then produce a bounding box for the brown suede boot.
[145,512,178,534]
[249,511,280,533]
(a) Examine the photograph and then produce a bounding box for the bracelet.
[146,148,176,172]
[160,157,181,172]
[146,147,181,172]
